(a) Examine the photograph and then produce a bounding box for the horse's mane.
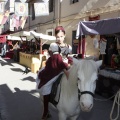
[75,59,97,82]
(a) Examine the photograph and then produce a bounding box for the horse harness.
[78,87,95,100]
[49,74,63,107]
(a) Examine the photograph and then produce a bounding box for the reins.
[78,88,120,120]
[110,89,120,120]
[94,89,120,120]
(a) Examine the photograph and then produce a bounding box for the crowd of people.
[0,40,41,58]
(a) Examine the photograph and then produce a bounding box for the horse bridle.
[78,88,95,100]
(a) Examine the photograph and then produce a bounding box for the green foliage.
[114,55,120,64]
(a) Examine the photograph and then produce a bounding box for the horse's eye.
[78,78,81,81]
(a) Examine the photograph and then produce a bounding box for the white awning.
[23,31,56,40]
[23,31,56,44]
[7,35,27,41]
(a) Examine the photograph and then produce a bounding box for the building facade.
[1,0,120,55]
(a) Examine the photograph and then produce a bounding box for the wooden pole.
[102,54,104,65]
[39,38,42,54]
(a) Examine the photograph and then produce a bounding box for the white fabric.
[49,42,59,52]
[35,67,63,95]
[99,40,107,54]
[93,38,99,49]
[53,52,59,54]
[99,69,120,80]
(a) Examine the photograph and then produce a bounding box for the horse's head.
[73,58,102,112]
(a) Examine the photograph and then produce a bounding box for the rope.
[110,89,120,120]
[94,94,116,102]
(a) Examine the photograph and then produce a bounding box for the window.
[32,4,35,20]
[70,0,79,4]
[49,0,54,13]
[46,29,53,36]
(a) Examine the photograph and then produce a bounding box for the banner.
[10,0,15,12]
[0,14,4,24]
[0,27,2,34]
[1,11,10,25]
[15,2,28,16]
[0,2,5,13]
[10,17,14,31]
[34,2,49,16]
[11,15,20,30]
[0,25,3,34]
[19,16,28,29]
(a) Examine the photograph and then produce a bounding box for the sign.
[34,2,49,16]
[15,2,28,16]
[0,2,5,13]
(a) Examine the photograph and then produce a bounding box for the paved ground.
[0,57,119,120]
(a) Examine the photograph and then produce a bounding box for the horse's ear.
[96,60,102,68]
[72,57,79,65]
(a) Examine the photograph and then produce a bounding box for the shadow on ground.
[21,76,35,82]
[0,84,43,120]
[10,68,24,72]
[0,60,14,67]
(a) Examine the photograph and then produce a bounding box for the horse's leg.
[69,115,79,120]
[58,112,67,120]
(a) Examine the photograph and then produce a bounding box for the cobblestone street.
[0,57,119,120]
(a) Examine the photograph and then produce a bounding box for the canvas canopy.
[23,31,56,41]
[23,31,56,44]
[7,35,26,41]
[76,17,120,38]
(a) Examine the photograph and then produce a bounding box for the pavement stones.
[0,57,119,120]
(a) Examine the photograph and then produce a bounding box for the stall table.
[19,52,46,73]
[96,68,120,98]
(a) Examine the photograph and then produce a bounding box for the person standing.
[54,26,72,63]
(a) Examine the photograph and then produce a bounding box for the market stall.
[19,31,56,73]
[76,17,120,97]
[5,35,27,60]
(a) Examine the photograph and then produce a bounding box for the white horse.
[36,58,102,120]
